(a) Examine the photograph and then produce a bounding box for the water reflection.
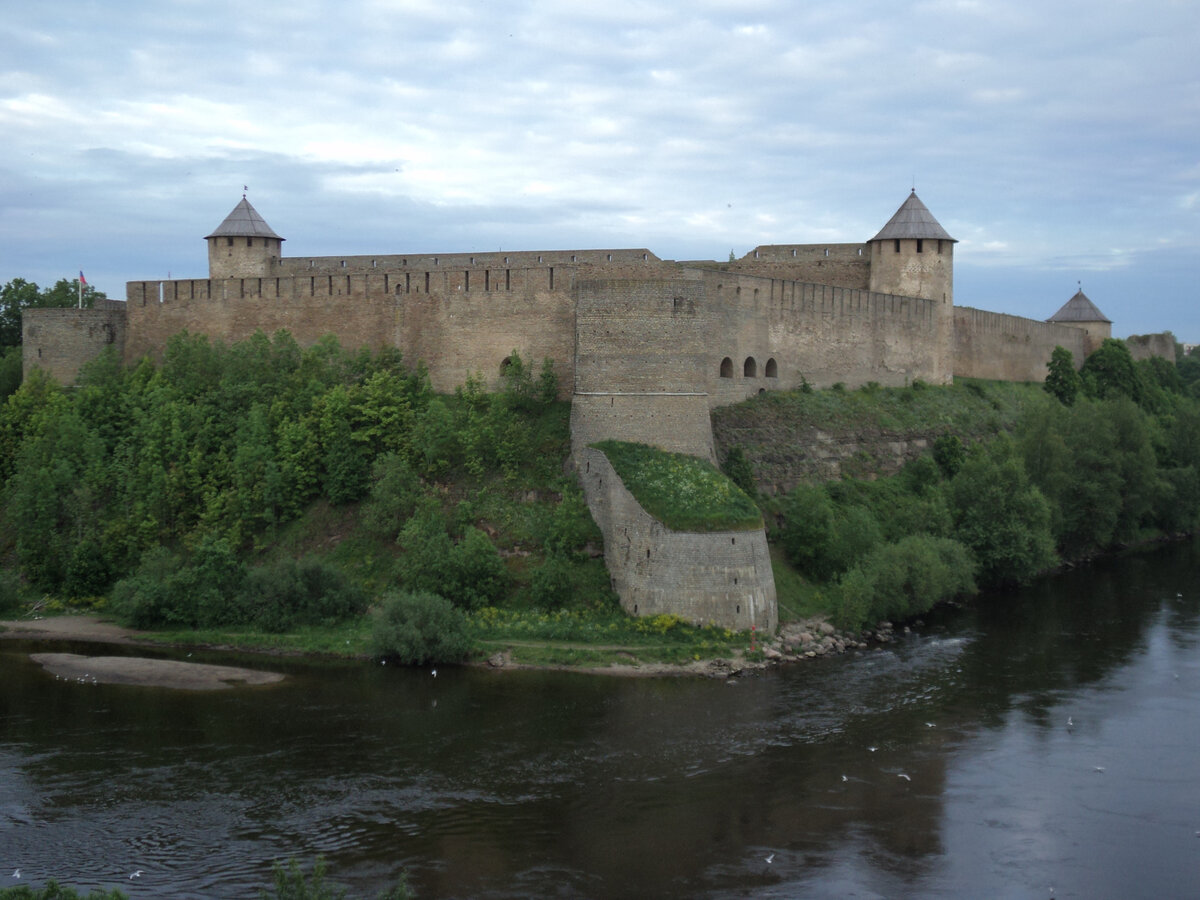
[1,538,1198,898]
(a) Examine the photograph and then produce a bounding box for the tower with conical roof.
[1047,288,1112,356]
[206,196,285,279]
[867,190,956,304]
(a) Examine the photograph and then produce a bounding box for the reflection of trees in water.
[951,536,1200,730]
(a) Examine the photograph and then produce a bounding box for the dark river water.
[2,538,1199,899]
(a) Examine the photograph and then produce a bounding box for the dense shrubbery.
[369,590,472,665]
[765,338,1200,630]
[834,536,977,630]
[109,542,366,631]
[0,332,610,643]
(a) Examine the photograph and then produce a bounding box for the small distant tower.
[205,196,285,279]
[868,190,956,305]
[1047,288,1112,357]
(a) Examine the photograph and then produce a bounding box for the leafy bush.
[242,558,368,632]
[528,555,576,610]
[720,446,757,498]
[949,439,1057,587]
[361,453,423,540]
[779,485,882,581]
[395,514,509,610]
[932,433,966,478]
[370,590,472,665]
[833,535,977,630]
[1044,345,1082,406]
[0,568,27,616]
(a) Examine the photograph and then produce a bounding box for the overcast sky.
[2,0,1197,339]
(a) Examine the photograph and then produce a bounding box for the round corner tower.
[206,197,285,279]
[867,190,956,305]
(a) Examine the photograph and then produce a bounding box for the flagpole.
[78,272,82,309]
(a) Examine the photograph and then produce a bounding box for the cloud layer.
[3,0,1197,336]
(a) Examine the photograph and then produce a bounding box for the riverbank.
[0,616,289,688]
[0,612,878,681]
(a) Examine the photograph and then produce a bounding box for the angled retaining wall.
[578,447,777,632]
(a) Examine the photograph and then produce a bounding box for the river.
[2,538,1199,899]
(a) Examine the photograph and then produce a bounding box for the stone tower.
[868,191,957,383]
[206,197,285,279]
[868,190,956,304]
[1047,288,1112,357]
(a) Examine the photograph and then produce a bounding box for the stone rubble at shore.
[701,617,900,678]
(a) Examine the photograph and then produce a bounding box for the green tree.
[1080,338,1143,404]
[1044,345,1082,406]
[949,438,1057,587]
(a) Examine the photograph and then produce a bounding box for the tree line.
[0,329,603,644]
[738,338,1200,630]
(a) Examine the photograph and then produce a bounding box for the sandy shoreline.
[1,615,288,689]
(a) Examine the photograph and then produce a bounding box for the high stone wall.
[125,268,581,397]
[578,447,777,632]
[952,307,1091,382]
[1127,332,1177,362]
[700,270,952,405]
[22,303,127,385]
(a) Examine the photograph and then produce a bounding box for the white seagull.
[765,853,774,864]
[11,870,19,879]
[130,870,143,879]
[898,773,911,781]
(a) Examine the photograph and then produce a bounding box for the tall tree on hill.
[1044,345,1082,406]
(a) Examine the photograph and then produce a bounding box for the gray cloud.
[1,0,1196,337]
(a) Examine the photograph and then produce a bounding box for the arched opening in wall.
[744,357,757,378]
[500,356,513,375]
[720,357,733,378]
[765,358,778,378]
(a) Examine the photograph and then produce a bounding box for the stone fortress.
[23,192,1175,633]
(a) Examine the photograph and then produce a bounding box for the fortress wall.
[577,447,777,632]
[702,272,948,406]
[125,277,397,364]
[22,305,127,385]
[570,393,716,463]
[722,244,871,290]
[1126,332,1176,362]
[126,271,580,396]
[574,279,711,394]
[952,307,1090,382]
[277,248,663,274]
[397,276,577,396]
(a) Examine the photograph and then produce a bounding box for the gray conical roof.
[205,198,284,240]
[1048,289,1111,324]
[870,190,956,242]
